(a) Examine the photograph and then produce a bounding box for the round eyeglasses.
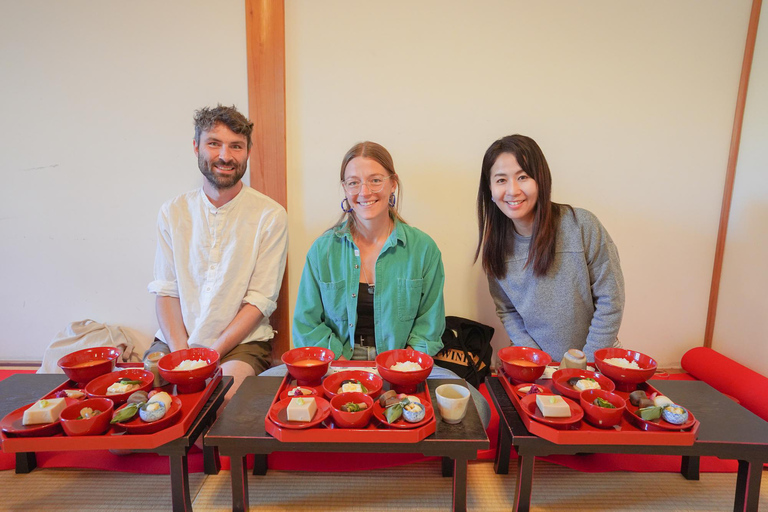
[342,175,391,194]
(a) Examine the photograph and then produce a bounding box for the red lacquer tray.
[0,363,222,452]
[498,367,699,446]
[265,361,437,443]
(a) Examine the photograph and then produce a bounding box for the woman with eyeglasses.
[476,134,625,361]
[292,141,446,360]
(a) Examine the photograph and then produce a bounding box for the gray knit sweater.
[488,206,625,361]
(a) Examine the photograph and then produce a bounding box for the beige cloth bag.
[38,319,151,374]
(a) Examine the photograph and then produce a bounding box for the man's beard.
[199,155,247,190]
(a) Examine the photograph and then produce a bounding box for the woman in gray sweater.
[475,135,625,361]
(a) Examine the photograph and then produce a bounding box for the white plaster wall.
[284,0,753,367]
[713,4,768,376]
[0,1,248,361]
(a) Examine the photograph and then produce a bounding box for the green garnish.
[39,399,49,408]
[593,397,616,409]
[119,379,145,385]
[385,403,403,424]
[110,403,142,424]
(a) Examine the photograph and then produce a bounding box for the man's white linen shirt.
[148,186,288,348]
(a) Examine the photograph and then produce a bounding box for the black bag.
[433,316,494,388]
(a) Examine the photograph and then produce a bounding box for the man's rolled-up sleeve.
[148,205,179,297]
[242,208,288,317]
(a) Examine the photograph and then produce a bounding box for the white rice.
[390,361,423,372]
[603,357,641,370]
[173,359,207,371]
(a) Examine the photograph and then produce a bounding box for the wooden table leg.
[494,424,511,475]
[680,455,700,480]
[451,457,468,512]
[204,443,221,475]
[442,456,453,477]
[168,454,192,512]
[231,455,250,512]
[253,453,267,475]
[513,454,535,512]
[15,452,37,474]
[734,459,762,512]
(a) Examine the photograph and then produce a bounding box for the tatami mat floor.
[0,460,765,511]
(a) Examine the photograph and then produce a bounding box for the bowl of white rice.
[594,348,657,392]
[376,349,433,394]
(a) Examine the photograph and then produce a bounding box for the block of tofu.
[286,397,317,422]
[22,398,67,425]
[574,378,601,392]
[535,394,571,418]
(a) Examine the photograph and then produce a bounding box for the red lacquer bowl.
[282,347,335,386]
[551,368,616,400]
[594,348,657,392]
[158,347,219,393]
[498,346,553,384]
[580,389,626,428]
[322,370,383,400]
[60,398,114,436]
[85,369,154,405]
[57,347,121,384]
[330,392,374,428]
[376,349,433,394]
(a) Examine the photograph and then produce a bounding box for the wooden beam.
[704,0,763,348]
[245,0,289,364]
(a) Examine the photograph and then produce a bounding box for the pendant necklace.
[356,220,393,295]
[360,264,375,295]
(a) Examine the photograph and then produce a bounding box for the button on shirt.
[148,186,288,348]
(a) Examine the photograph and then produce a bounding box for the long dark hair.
[475,134,569,278]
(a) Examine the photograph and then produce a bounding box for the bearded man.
[147,105,288,400]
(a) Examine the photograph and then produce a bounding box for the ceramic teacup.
[435,384,471,424]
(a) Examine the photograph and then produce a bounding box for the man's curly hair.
[194,104,253,150]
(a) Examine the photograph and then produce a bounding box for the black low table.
[0,373,232,512]
[486,376,768,512]
[205,376,489,512]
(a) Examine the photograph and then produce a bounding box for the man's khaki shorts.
[144,338,271,375]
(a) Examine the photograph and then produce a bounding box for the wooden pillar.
[704,0,763,348]
[245,0,289,363]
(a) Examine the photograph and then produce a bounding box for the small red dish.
[376,349,433,394]
[625,407,697,431]
[60,398,114,436]
[372,400,434,429]
[551,368,616,400]
[579,389,626,428]
[57,347,122,385]
[268,396,331,429]
[279,384,322,401]
[498,346,553,384]
[85,369,154,405]
[158,347,220,393]
[594,348,657,392]
[0,398,78,437]
[322,370,384,400]
[329,392,375,428]
[282,347,335,386]
[519,393,583,429]
[113,396,183,435]
[513,383,554,398]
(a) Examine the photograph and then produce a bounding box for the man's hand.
[156,295,189,352]
[210,303,265,357]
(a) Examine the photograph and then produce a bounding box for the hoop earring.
[388,193,396,208]
[341,198,353,213]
